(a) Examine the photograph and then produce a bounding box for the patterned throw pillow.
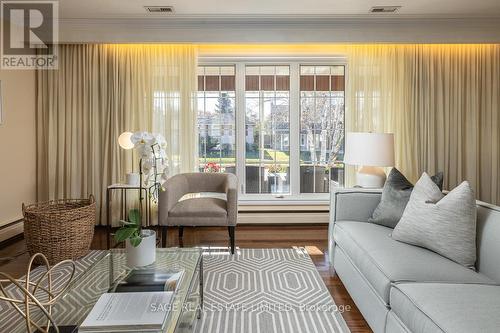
[392,173,477,268]
[369,168,443,228]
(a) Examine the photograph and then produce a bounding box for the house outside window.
[197,66,236,173]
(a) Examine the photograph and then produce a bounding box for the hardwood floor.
[0,225,372,333]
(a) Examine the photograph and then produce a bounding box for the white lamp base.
[356,166,387,188]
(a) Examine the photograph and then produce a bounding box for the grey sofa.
[329,188,500,333]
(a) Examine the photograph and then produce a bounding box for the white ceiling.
[59,0,500,18]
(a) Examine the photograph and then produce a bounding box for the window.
[299,65,345,193]
[245,66,290,194]
[197,61,345,200]
[197,66,236,173]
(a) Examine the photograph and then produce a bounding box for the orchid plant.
[115,131,169,247]
[130,131,169,190]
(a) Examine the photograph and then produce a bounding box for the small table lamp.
[118,131,134,150]
[343,132,395,188]
[118,131,139,186]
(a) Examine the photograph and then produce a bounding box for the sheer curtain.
[36,44,198,224]
[344,45,413,185]
[346,44,500,204]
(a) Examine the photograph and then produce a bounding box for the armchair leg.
[162,226,168,248]
[228,226,235,255]
[178,226,184,248]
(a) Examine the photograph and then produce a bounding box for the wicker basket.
[23,195,96,265]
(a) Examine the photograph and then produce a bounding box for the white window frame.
[198,56,347,204]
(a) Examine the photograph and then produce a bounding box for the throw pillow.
[369,168,444,228]
[391,173,477,268]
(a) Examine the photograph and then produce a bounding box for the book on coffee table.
[79,292,173,333]
[112,269,184,293]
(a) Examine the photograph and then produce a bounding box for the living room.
[0,1,499,332]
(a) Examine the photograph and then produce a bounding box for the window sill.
[238,198,329,212]
[239,199,328,205]
[180,193,330,211]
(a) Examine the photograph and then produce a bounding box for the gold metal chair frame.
[0,253,76,333]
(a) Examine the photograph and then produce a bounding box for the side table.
[105,183,159,248]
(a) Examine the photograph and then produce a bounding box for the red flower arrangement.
[204,162,221,173]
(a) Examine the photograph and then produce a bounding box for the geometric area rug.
[0,251,105,332]
[194,248,350,333]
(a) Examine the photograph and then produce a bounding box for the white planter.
[126,229,156,267]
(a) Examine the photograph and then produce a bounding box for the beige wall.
[0,69,36,231]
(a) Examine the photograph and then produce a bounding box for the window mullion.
[259,90,264,194]
[289,62,300,198]
[235,63,246,194]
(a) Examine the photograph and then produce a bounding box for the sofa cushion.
[392,174,477,267]
[333,221,494,305]
[170,197,227,218]
[390,283,500,333]
[369,168,443,229]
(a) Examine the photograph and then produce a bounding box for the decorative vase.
[126,172,140,186]
[126,229,156,267]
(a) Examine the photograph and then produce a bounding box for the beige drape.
[36,44,198,224]
[37,43,500,214]
[346,44,500,204]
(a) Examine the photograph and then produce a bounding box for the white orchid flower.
[132,132,167,158]
[154,133,167,148]
[151,144,166,159]
[152,134,167,158]
[129,131,169,190]
[131,131,155,146]
[142,158,153,174]
[132,131,155,159]
[156,148,167,159]
[137,145,153,160]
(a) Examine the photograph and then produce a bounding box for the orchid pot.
[125,229,156,267]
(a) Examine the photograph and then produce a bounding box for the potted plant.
[204,161,221,173]
[114,131,169,267]
[115,208,156,267]
[266,164,284,192]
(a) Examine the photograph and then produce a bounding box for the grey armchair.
[158,172,238,254]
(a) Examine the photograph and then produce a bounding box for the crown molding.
[59,15,500,26]
[59,13,500,21]
[58,16,500,43]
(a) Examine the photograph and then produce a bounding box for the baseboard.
[0,220,24,243]
[238,211,329,224]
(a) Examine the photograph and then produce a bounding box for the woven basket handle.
[22,202,26,214]
[89,194,95,203]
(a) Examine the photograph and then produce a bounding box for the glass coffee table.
[10,248,203,333]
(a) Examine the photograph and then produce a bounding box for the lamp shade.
[343,132,395,167]
[118,131,134,150]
